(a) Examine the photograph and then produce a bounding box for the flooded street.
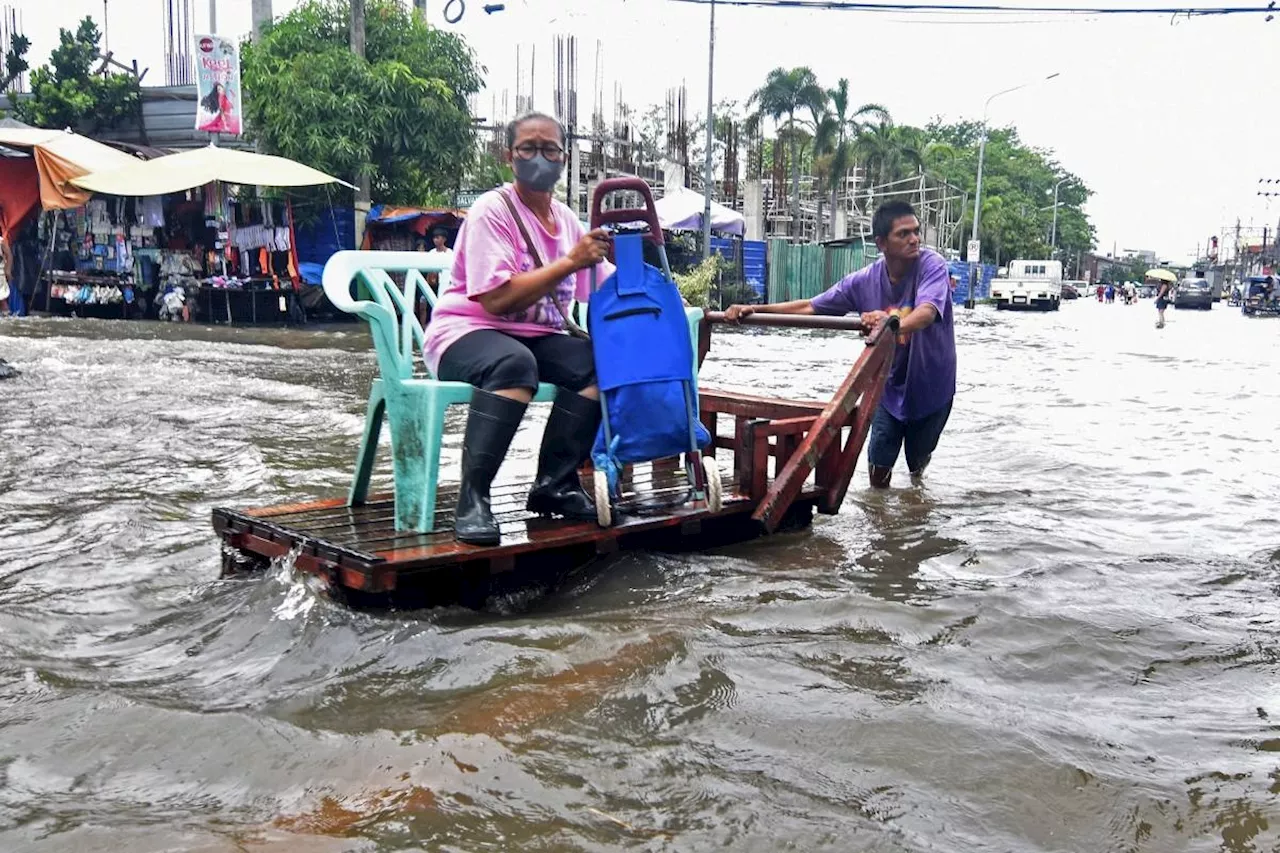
[1,300,1278,852]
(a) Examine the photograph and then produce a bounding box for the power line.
[667,0,1276,16]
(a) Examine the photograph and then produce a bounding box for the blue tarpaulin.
[293,206,354,273]
[948,260,996,304]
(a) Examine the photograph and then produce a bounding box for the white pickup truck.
[990,260,1063,311]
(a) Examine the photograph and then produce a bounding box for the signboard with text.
[194,33,243,136]
[966,239,981,264]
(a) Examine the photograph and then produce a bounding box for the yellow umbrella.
[69,144,353,195]
[1145,268,1177,283]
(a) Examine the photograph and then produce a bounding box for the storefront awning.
[69,144,354,195]
[0,127,142,210]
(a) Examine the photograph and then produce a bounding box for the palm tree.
[750,67,825,236]
[854,119,956,202]
[852,116,898,190]
[812,78,888,239]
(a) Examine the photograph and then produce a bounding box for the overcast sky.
[13,0,1280,263]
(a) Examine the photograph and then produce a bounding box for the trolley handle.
[590,177,664,247]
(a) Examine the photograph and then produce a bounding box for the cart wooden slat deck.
[213,313,896,605]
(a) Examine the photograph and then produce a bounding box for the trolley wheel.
[702,455,723,512]
[594,469,613,527]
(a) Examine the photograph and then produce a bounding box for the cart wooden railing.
[696,312,897,533]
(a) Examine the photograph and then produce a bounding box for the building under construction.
[486,33,965,252]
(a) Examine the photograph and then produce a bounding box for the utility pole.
[251,0,272,42]
[351,0,370,249]
[209,0,217,33]
[1050,176,1067,256]
[969,73,1059,309]
[701,0,716,260]
[1235,218,1242,283]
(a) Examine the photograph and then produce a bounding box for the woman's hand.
[567,229,611,271]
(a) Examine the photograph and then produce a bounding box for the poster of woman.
[194,34,242,136]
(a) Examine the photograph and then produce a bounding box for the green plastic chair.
[322,250,558,534]
[323,250,705,534]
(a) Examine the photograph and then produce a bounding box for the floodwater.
[0,298,1278,852]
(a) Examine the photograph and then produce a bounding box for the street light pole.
[967,72,1060,310]
[1050,175,1068,255]
[702,0,716,260]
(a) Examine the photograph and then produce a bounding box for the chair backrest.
[322,250,454,381]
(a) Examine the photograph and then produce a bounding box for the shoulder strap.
[499,188,544,268]
[497,188,588,339]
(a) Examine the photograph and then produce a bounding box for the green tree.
[240,0,482,206]
[14,18,139,132]
[466,150,512,191]
[920,119,1095,263]
[750,66,824,235]
[812,78,887,237]
[1,29,29,91]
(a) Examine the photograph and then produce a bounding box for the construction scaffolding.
[480,34,965,249]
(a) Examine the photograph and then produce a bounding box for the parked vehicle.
[991,260,1062,311]
[1061,279,1086,300]
[1242,277,1280,317]
[1173,277,1213,310]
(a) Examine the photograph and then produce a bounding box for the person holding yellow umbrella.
[1147,269,1177,329]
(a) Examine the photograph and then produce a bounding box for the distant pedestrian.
[1105,284,1114,303]
[1096,284,1105,302]
[1154,278,1173,328]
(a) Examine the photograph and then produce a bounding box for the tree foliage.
[750,66,825,231]
[13,18,139,132]
[730,65,1095,264]
[921,119,1094,265]
[240,0,482,206]
[1,29,29,90]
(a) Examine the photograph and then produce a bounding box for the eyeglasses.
[512,143,565,162]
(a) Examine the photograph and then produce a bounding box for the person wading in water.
[1153,277,1173,329]
[724,200,957,488]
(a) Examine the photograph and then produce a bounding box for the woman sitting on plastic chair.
[423,112,613,546]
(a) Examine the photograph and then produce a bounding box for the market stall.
[361,205,464,251]
[0,126,143,315]
[68,144,351,325]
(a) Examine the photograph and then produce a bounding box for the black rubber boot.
[454,390,527,546]
[526,388,602,520]
[869,464,893,489]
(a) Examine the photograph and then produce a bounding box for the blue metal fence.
[947,261,997,304]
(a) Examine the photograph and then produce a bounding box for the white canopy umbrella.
[654,186,746,237]
[70,144,353,195]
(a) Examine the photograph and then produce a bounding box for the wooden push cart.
[213,290,896,606]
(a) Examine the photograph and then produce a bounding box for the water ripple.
[1,304,1278,851]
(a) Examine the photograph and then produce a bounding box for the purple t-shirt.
[810,247,956,421]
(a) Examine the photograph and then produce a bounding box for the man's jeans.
[867,398,954,473]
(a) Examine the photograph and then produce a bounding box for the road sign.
[966,239,981,263]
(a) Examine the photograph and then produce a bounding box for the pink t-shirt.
[422,185,611,375]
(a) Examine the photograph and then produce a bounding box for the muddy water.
[0,301,1277,852]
